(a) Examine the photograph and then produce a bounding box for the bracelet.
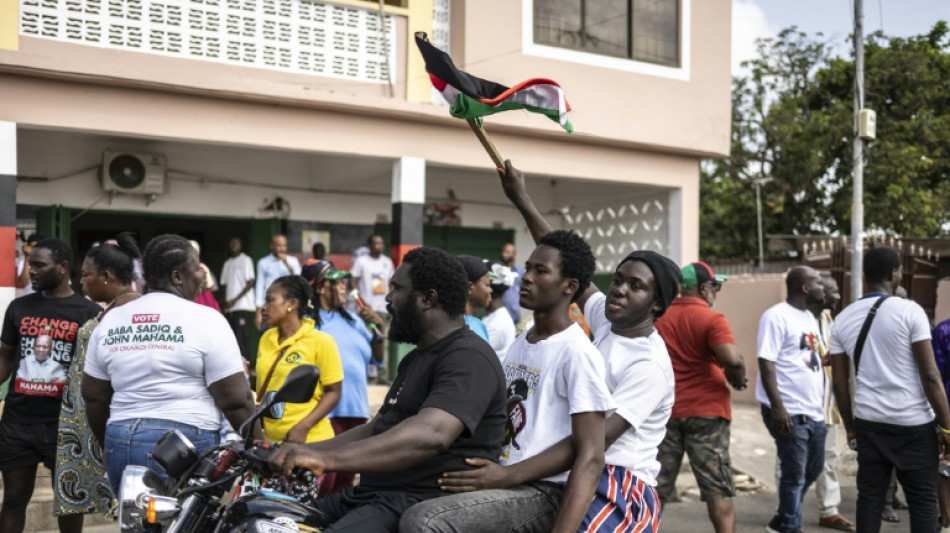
[938,425,950,435]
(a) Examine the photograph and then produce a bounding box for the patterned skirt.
[53,317,116,516]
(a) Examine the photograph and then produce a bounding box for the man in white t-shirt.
[756,266,826,533]
[351,234,394,314]
[482,261,517,361]
[830,247,950,533]
[220,236,256,362]
[407,161,677,533]
[400,163,613,533]
[351,234,395,382]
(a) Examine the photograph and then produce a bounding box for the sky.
[732,0,950,74]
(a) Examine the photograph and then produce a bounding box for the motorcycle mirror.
[273,365,320,404]
[261,391,285,419]
[238,365,319,438]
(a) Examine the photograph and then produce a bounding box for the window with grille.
[19,0,398,84]
[533,0,679,67]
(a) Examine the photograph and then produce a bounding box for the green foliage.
[701,22,950,260]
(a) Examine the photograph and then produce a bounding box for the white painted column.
[0,121,17,314]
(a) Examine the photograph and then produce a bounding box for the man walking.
[254,234,301,328]
[351,234,394,382]
[831,247,950,533]
[756,266,826,533]
[0,238,100,533]
[811,276,855,531]
[655,262,746,533]
[220,236,255,362]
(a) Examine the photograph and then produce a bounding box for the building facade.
[0,0,731,310]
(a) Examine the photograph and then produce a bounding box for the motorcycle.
[118,364,328,533]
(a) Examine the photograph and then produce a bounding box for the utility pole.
[752,176,773,269]
[851,0,865,301]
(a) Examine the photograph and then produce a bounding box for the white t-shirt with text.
[500,322,614,484]
[483,307,516,361]
[350,254,394,313]
[585,292,675,486]
[220,253,256,312]
[85,293,246,430]
[830,296,934,426]
[754,301,824,421]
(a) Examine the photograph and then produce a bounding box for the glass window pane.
[534,0,629,59]
[632,0,679,66]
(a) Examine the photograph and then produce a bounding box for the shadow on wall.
[713,274,788,405]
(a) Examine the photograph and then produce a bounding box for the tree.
[701,22,950,260]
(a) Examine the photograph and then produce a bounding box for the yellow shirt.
[257,318,344,443]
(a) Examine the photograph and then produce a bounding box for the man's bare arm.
[0,343,15,385]
[830,353,855,439]
[711,343,746,389]
[758,359,791,435]
[271,408,465,475]
[550,411,606,533]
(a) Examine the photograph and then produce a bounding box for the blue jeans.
[761,405,826,533]
[398,482,563,533]
[104,418,219,497]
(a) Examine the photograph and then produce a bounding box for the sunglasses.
[705,281,723,293]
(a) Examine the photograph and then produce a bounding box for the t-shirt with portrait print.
[0,292,100,423]
[754,301,824,422]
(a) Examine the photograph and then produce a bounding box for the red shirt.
[655,296,736,420]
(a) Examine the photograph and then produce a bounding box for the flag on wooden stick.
[415,32,573,133]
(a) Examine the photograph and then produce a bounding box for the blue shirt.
[255,254,302,307]
[318,309,374,419]
[465,315,490,343]
[502,265,525,323]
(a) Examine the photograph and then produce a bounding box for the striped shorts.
[578,465,661,533]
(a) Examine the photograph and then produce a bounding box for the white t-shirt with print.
[350,254,394,313]
[483,307,516,361]
[500,322,614,483]
[584,292,675,486]
[220,253,256,312]
[830,296,934,426]
[85,292,246,430]
[754,301,824,421]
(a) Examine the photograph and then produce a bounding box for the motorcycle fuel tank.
[214,494,326,533]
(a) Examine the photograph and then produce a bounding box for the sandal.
[819,514,857,531]
[881,506,900,523]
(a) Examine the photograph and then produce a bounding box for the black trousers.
[225,310,255,363]
[855,417,939,533]
[311,486,427,533]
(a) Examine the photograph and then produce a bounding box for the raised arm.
[500,160,599,308]
[497,160,554,244]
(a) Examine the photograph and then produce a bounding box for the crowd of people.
[1,160,950,533]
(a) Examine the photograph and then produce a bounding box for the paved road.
[661,485,906,533]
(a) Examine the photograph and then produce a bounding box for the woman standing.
[257,275,344,501]
[54,234,140,517]
[82,234,257,496]
[302,261,384,494]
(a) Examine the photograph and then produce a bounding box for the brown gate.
[802,237,938,321]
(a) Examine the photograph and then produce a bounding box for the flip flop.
[881,507,900,523]
[819,514,857,531]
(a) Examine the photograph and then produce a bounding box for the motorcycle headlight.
[152,429,200,479]
[118,466,168,532]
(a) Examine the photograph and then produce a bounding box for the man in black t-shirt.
[0,238,100,533]
[271,247,507,533]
